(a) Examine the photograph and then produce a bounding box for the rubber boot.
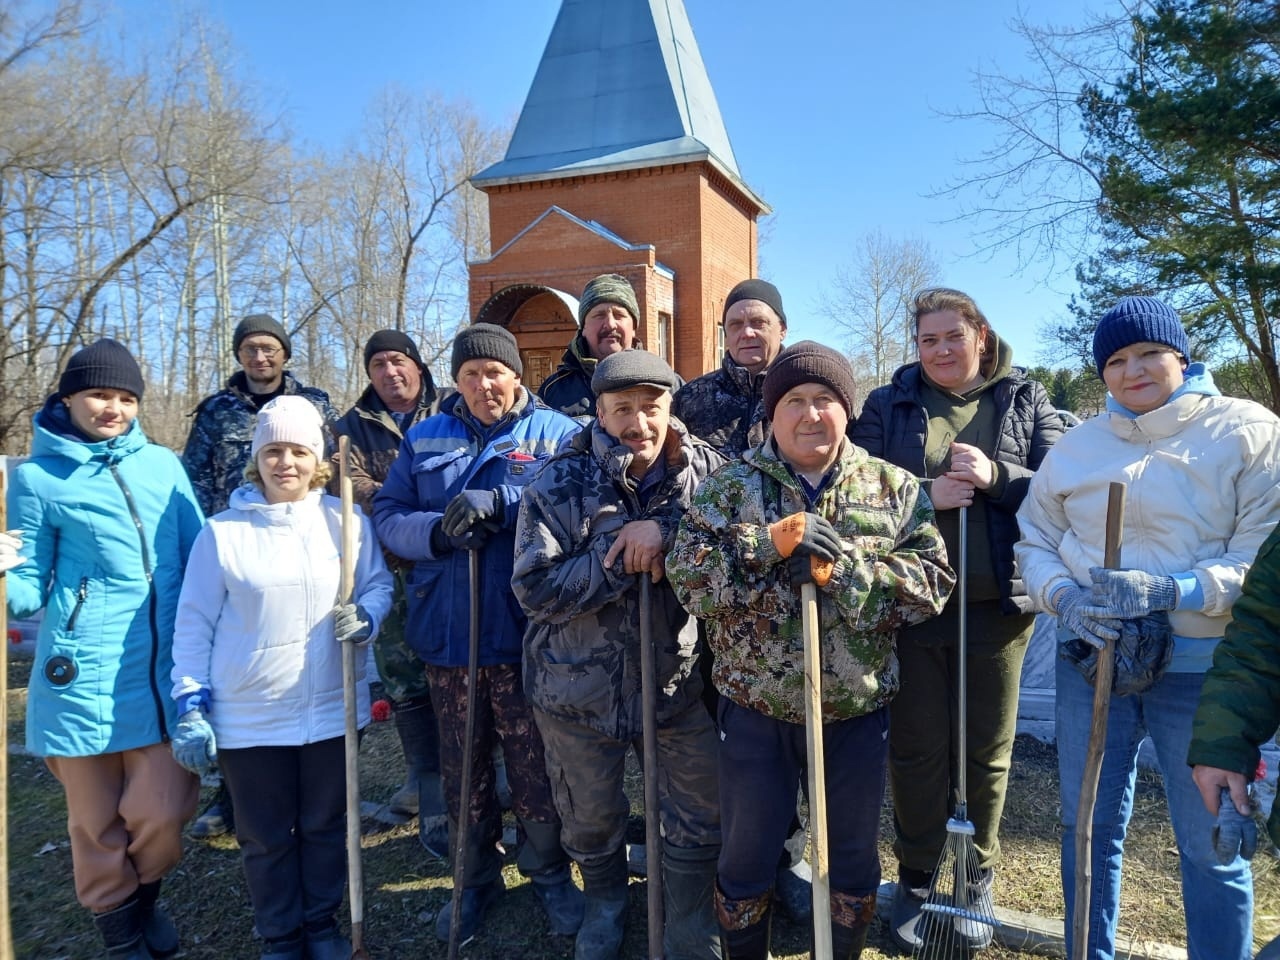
[823,889,876,960]
[92,896,154,959]
[574,846,629,960]
[889,866,932,952]
[417,770,450,858]
[522,820,585,936]
[134,881,178,959]
[260,929,304,959]
[389,696,439,816]
[715,884,772,960]
[662,841,721,960]
[434,818,506,942]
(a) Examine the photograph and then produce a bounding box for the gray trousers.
[535,703,720,869]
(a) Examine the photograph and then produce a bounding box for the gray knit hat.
[451,323,522,379]
[578,274,640,328]
[58,338,146,400]
[591,350,680,397]
[233,314,292,360]
[1092,296,1189,376]
[723,278,787,327]
[762,341,855,419]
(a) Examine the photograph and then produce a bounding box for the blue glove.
[443,490,501,537]
[334,602,372,643]
[171,710,217,776]
[1087,567,1178,619]
[1055,584,1121,651]
[1212,786,1258,864]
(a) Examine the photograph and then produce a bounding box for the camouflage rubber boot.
[575,847,629,960]
[715,884,772,960]
[662,841,721,960]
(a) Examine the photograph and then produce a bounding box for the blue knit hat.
[1092,297,1189,376]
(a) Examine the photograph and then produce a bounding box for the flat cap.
[591,349,679,397]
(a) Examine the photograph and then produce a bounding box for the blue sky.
[121,0,1100,370]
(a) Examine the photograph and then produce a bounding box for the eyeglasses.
[240,345,282,359]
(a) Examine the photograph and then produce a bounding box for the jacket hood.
[31,393,149,463]
[1104,360,1221,418]
[581,415,699,486]
[228,483,325,522]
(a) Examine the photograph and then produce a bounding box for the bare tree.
[819,231,942,392]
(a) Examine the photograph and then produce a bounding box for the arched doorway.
[475,284,578,391]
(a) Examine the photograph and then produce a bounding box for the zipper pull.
[66,577,90,632]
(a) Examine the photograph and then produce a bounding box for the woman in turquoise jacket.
[2,340,205,959]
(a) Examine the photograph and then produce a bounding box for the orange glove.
[769,511,841,561]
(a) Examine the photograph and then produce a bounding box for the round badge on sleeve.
[45,656,78,686]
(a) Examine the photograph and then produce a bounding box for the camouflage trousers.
[371,569,431,703]
[534,702,721,869]
[426,662,565,884]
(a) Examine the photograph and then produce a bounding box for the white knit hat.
[251,396,325,461]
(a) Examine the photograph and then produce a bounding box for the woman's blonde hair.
[912,287,998,376]
[244,451,332,491]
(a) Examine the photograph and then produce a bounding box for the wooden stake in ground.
[1071,481,1127,960]
[338,437,371,960]
[0,468,14,959]
[638,575,664,960]
[801,581,832,960]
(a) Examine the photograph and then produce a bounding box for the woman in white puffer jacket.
[170,395,393,960]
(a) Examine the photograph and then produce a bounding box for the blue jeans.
[1056,658,1252,960]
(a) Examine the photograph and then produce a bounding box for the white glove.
[0,530,25,574]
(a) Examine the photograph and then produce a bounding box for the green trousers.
[889,599,1032,873]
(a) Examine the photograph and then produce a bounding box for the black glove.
[431,518,495,554]
[443,489,501,537]
[1212,786,1258,864]
[788,553,815,586]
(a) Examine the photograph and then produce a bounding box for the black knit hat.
[451,323,522,379]
[578,274,640,328]
[723,278,787,328]
[363,329,424,372]
[762,341,855,420]
[591,349,680,397]
[58,338,145,400]
[233,314,292,360]
[1092,296,1189,376]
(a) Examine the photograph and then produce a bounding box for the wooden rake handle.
[801,582,832,960]
[1071,481,1126,960]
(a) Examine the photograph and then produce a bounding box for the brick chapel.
[467,0,770,389]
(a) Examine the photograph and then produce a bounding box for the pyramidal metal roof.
[473,0,757,202]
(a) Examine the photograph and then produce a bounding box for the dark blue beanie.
[1092,297,1189,376]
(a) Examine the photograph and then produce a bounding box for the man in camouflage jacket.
[329,329,448,853]
[672,278,788,459]
[514,350,723,960]
[669,341,953,960]
[182,314,335,517]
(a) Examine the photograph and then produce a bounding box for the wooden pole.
[801,582,832,960]
[1071,481,1126,960]
[338,436,370,959]
[638,576,665,959]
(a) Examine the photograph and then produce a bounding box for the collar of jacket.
[1103,390,1210,442]
[228,484,325,522]
[743,434,863,492]
[225,369,305,402]
[351,381,435,437]
[445,384,533,436]
[32,394,149,465]
[583,416,694,486]
[720,353,767,397]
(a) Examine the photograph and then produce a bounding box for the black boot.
[823,889,875,960]
[134,881,178,959]
[260,929,304,960]
[389,697,439,816]
[662,841,720,960]
[521,819,585,936]
[434,817,506,942]
[92,896,153,959]
[575,847,629,960]
[303,918,352,960]
[715,884,772,960]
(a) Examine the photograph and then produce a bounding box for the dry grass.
[7,656,1279,958]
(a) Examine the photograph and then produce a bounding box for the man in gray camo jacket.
[514,349,724,960]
